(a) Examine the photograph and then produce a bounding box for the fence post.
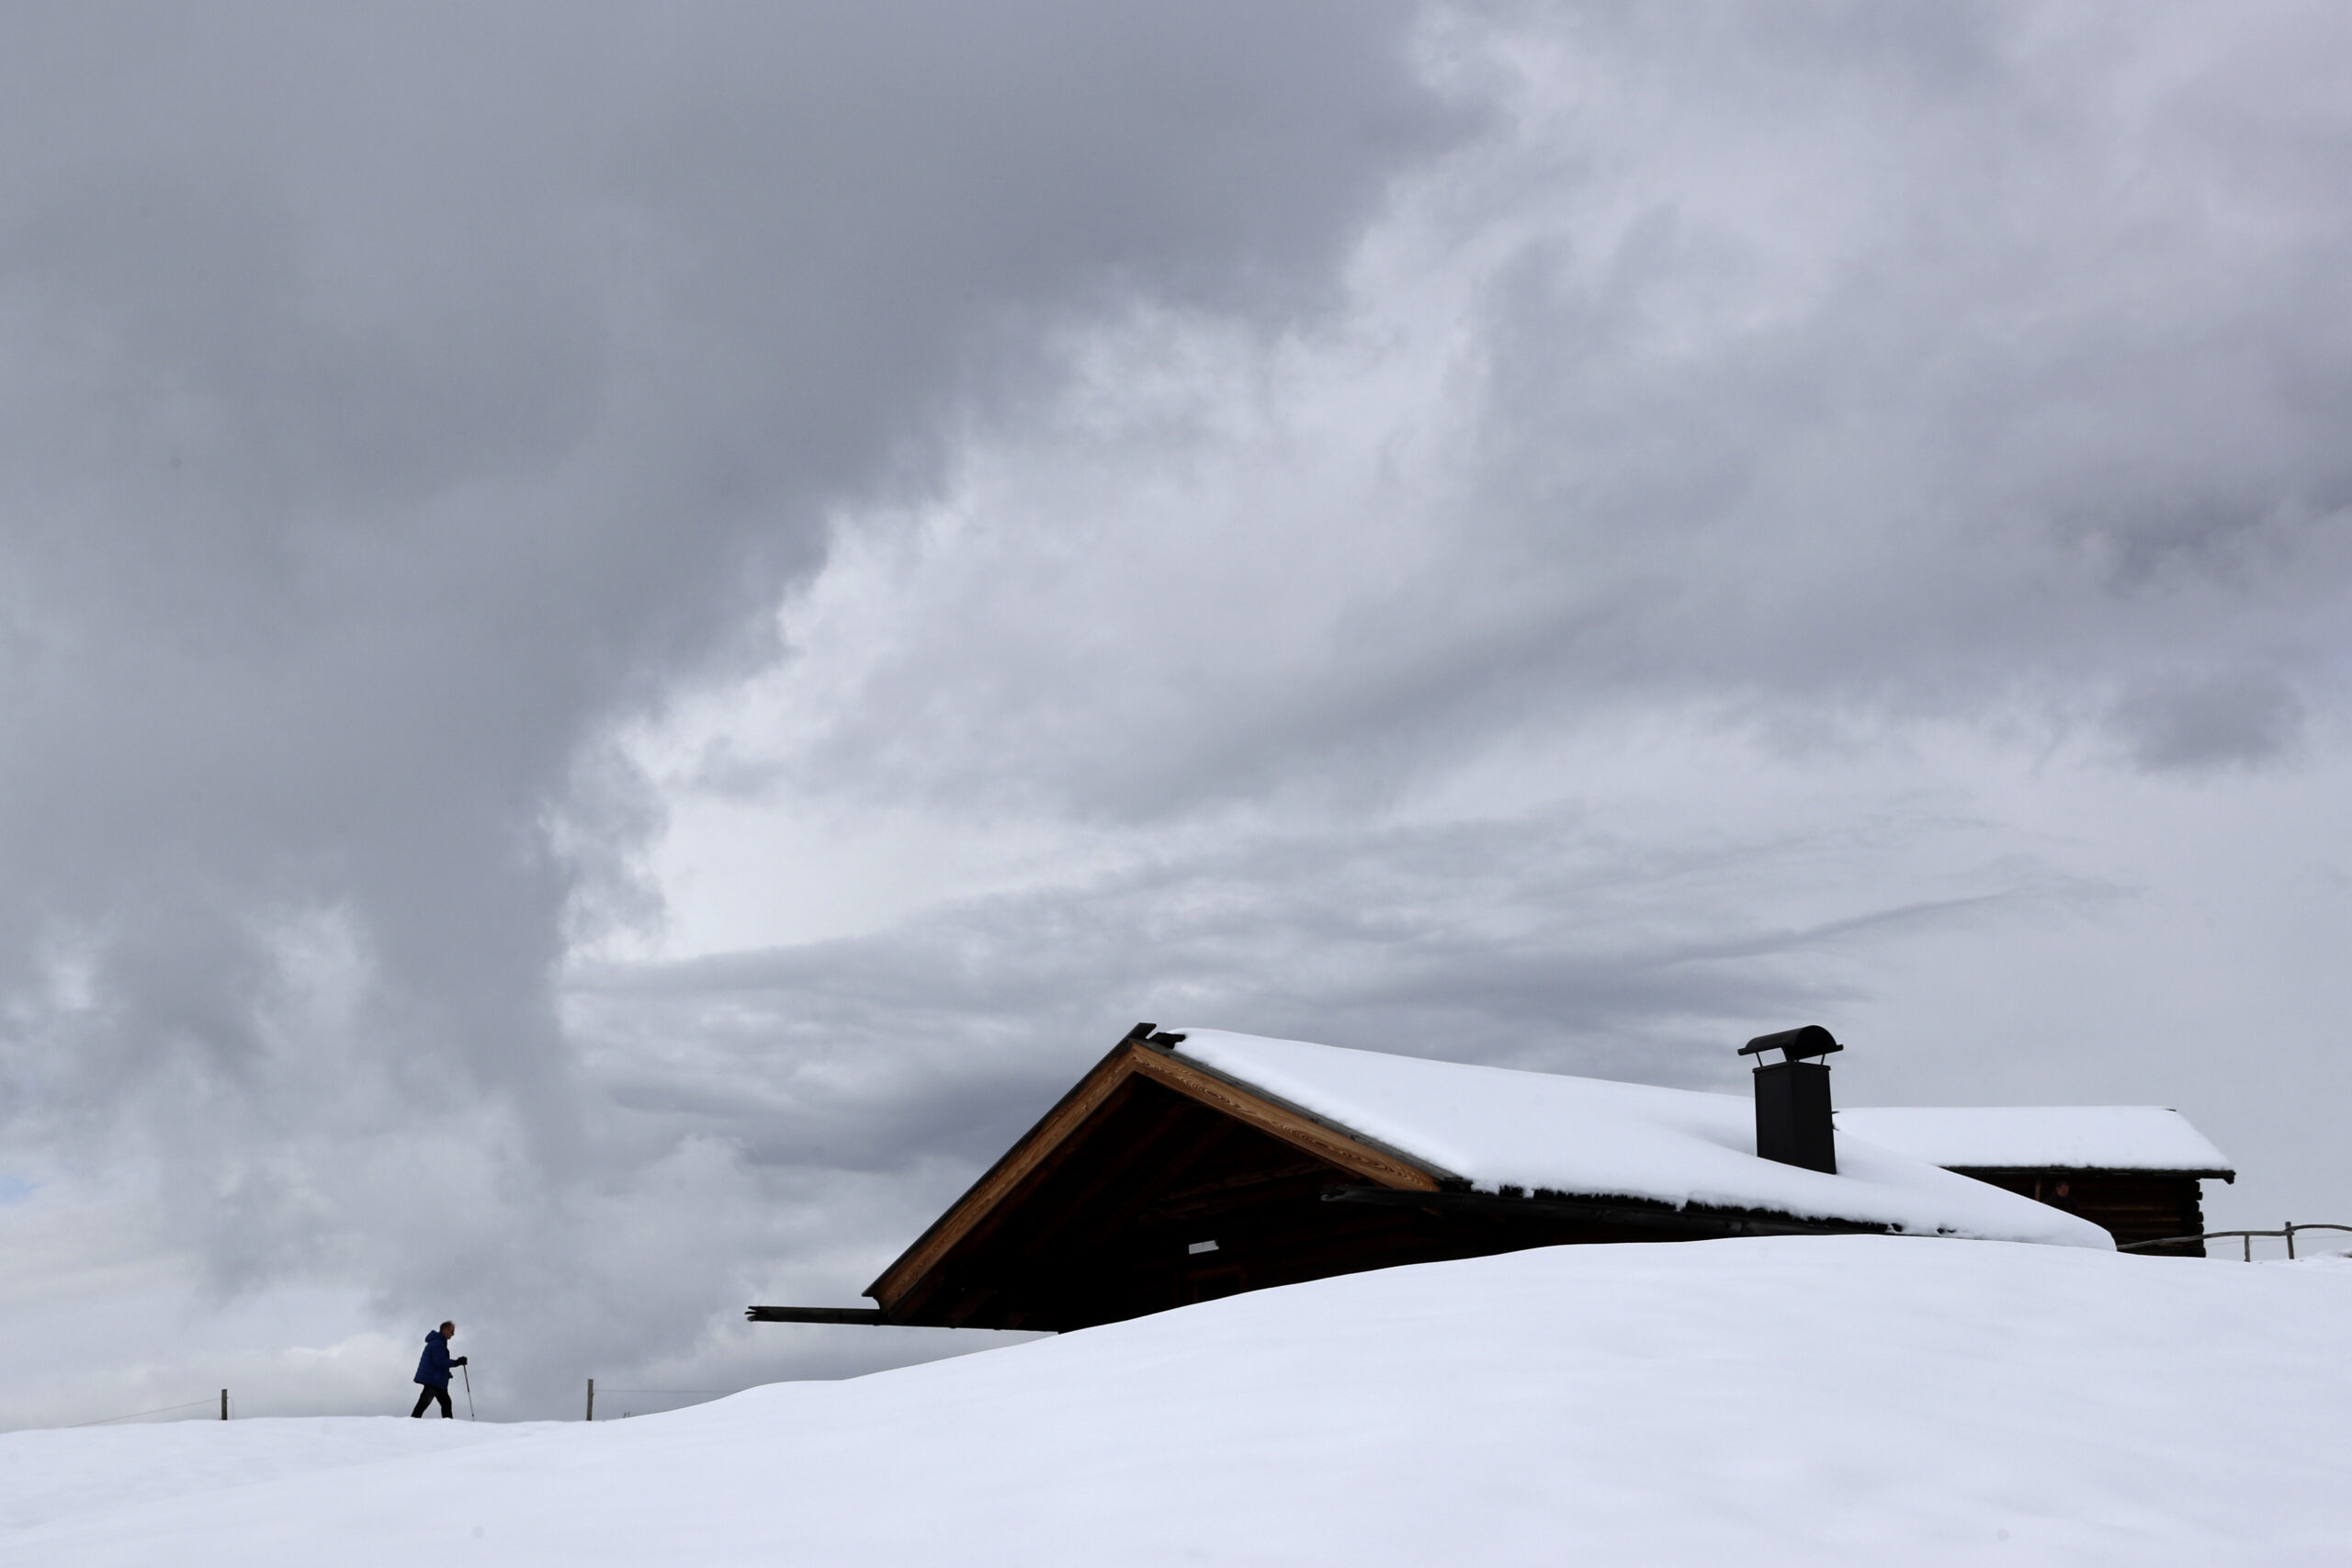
[586,1378,594,1422]
[220,1389,228,1421]
[2286,1222,2296,1260]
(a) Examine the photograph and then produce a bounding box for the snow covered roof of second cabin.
[1835,1106,2233,1176]
[1170,1029,2113,1249]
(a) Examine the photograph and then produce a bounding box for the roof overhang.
[1943,1164,2237,1184]
[1318,1184,1894,1240]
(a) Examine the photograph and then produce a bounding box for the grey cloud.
[2109,667,2308,771]
[0,0,1452,1419]
[567,807,2100,1182]
[754,3,2352,821]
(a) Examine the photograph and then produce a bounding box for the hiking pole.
[461,1363,475,1420]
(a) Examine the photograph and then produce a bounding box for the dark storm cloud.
[0,0,1453,1410]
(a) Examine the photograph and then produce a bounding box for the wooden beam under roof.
[1317,1185,1896,1240]
[743,1306,892,1325]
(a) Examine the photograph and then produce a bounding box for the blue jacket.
[414,1330,457,1387]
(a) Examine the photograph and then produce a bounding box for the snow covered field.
[3,1236,2346,1566]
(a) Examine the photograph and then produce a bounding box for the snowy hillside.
[4,1237,2347,1566]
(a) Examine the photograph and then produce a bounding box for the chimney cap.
[1738,1024,1843,1063]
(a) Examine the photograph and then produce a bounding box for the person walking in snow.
[410,1321,468,1418]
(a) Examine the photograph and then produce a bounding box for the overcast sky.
[4,1,2348,1427]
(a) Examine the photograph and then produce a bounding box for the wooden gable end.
[865,1038,1446,1331]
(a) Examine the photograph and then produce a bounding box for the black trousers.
[412,1382,453,1418]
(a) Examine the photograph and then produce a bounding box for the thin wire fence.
[62,1394,227,1428]
[42,1376,761,1432]
[586,1386,741,1419]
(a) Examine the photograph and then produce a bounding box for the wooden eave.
[863,1038,1448,1317]
[1944,1163,2237,1184]
[1317,1183,1897,1239]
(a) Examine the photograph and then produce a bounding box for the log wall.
[1948,1168,2211,1257]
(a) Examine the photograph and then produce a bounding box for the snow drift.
[3,1236,2346,1566]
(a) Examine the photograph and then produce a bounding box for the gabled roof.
[865,1032,1447,1316]
[1835,1106,2234,1179]
[1171,1031,2113,1248]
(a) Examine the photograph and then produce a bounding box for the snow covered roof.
[1170,1030,2114,1249]
[1836,1106,2233,1177]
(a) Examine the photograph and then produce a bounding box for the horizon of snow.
[2,1238,2348,1565]
[1170,1028,2111,1247]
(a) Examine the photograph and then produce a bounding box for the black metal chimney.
[1738,1025,1843,1174]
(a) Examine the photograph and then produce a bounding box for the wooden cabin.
[1837,1107,2234,1257]
[752,1025,2121,1333]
